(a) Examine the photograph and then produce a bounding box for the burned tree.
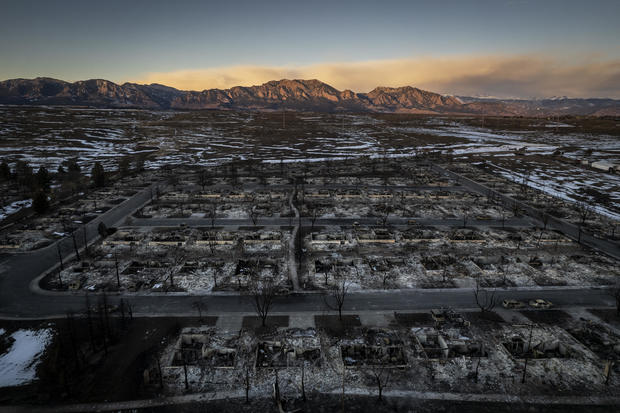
[325,270,349,321]
[197,170,212,191]
[167,247,186,289]
[612,285,620,316]
[368,366,391,402]
[521,324,534,383]
[307,203,321,230]
[205,200,218,229]
[540,209,551,230]
[473,280,496,314]
[379,202,393,228]
[192,299,206,321]
[576,199,594,226]
[249,278,276,327]
[247,204,260,227]
[207,231,218,255]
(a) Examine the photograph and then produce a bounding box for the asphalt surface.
[131,216,534,228]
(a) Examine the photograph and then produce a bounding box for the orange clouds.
[130,55,620,98]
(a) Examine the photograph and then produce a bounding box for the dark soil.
[241,315,289,329]
[520,310,573,325]
[315,314,361,336]
[393,312,433,327]
[589,308,620,328]
[464,311,505,324]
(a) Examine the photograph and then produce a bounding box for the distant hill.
[1,77,618,116]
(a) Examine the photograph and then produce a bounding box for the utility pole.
[82,225,88,256]
[71,232,80,261]
[57,243,64,270]
[115,252,120,288]
[522,324,534,383]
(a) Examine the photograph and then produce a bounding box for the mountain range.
[0,77,618,116]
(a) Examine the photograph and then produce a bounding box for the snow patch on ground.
[0,199,32,221]
[0,328,53,387]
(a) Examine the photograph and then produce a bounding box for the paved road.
[0,285,614,319]
[131,217,535,228]
[0,183,159,319]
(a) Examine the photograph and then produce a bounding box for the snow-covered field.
[1,107,618,222]
[0,328,52,387]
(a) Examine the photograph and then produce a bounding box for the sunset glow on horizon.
[1,0,619,98]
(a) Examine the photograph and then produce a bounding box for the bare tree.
[369,366,391,402]
[380,203,392,228]
[366,258,394,289]
[207,231,218,255]
[197,170,211,191]
[167,247,186,289]
[192,300,206,321]
[540,209,551,230]
[114,251,121,289]
[522,324,534,383]
[213,265,221,289]
[57,243,64,271]
[207,201,217,228]
[612,285,620,316]
[473,279,496,314]
[308,203,320,230]
[248,205,260,227]
[250,278,276,327]
[300,360,307,402]
[242,359,252,403]
[325,269,348,321]
[576,199,593,226]
[473,344,484,383]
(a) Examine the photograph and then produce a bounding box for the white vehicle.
[529,299,553,309]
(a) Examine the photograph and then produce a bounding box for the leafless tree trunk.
[57,243,64,271]
[156,356,164,390]
[209,201,217,228]
[473,279,496,314]
[248,205,260,226]
[576,199,593,226]
[114,252,120,288]
[522,324,534,383]
[244,362,251,403]
[85,295,96,352]
[325,270,348,321]
[541,210,551,230]
[192,300,206,321]
[301,361,307,402]
[369,366,391,402]
[182,350,189,390]
[167,247,186,289]
[381,203,392,228]
[250,278,276,327]
[611,286,620,316]
[71,232,80,261]
[208,231,217,254]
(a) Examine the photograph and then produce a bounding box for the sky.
[1,0,619,98]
